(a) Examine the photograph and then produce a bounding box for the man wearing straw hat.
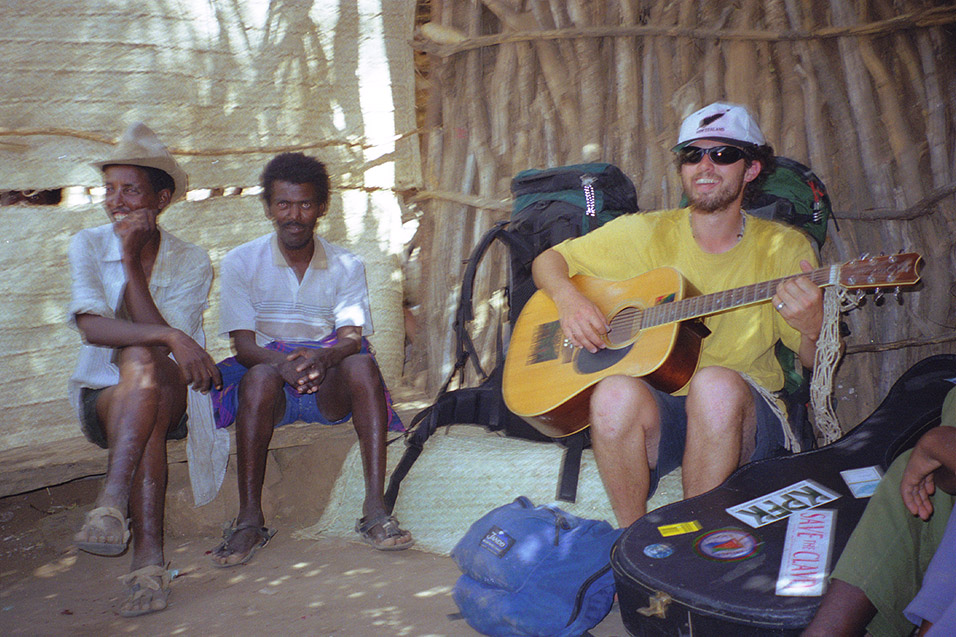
[67,122,221,616]
[532,102,824,528]
[207,152,411,565]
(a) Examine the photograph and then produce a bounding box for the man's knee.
[116,346,167,391]
[590,376,656,438]
[687,366,748,399]
[339,353,382,387]
[686,367,753,435]
[237,363,285,406]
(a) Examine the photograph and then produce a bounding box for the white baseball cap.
[673,102,766,151]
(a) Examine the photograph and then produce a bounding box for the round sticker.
[643,543,675,559]
[694,528,761,561]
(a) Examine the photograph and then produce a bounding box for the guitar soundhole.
[607,306,642,347]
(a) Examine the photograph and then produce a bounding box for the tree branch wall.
[408,0,956,430]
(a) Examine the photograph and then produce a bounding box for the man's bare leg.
[75,346,186,616]
[211,364,285,566]
[801,578,876,636]
[75,347,185,552]
[589,376,661,528]
[319,354,411,549]
[682,366,756,499]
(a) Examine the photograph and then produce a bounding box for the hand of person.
[282,348,336,394]
[114,208,158,259]
[901,429,948,520]
[167,330,223,393]
[552,286,610,354]
[773,260,823,339]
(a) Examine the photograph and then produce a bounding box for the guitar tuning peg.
[896,287,904,305]
[874,288,885,306]
[859,252,870,261]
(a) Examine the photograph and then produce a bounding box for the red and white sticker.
[775,508,835,597]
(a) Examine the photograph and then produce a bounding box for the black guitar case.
[611,354,956,636]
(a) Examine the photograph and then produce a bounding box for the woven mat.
[294,428,683,555]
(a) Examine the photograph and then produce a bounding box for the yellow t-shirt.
[552,207,819,394]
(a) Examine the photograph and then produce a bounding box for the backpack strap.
[557,432,585,503]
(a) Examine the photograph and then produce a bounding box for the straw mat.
[295,428,683,555]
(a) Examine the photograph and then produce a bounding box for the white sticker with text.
[776,508,835,596]
[725,479,841,528]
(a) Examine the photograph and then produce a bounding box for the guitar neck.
[642,266,837,328]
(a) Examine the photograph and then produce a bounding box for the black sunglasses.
[677,145,749,165]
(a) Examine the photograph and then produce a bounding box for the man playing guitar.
[531,102,824,527]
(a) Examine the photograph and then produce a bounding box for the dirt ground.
[0,476,630,636]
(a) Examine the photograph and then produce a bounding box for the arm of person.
[115,208,172,327]
[900,426,956,521]
[286,326,363,393]
[75,312,220,392]
[70,218,220,392]
[773,259,824,369]
[231,327,363,394]
[531,248,609,353]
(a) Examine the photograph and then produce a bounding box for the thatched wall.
[0,1,419,452]
[409,0,956,431]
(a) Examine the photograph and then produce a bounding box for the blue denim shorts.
[646,383,783,497]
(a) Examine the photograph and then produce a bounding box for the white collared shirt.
[218,233,373,342]
[67,223,227,506]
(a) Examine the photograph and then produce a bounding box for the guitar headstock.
[838,253,922,289]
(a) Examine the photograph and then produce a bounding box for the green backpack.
[747,156,834,250]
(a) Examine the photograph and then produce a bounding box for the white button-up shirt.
[67,223,227,506]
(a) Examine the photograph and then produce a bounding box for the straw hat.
[91,122,188,202]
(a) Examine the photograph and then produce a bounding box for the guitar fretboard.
[608,266,836,339]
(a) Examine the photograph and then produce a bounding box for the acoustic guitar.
[502,253,922,438]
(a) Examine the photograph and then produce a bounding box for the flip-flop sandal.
[75,506,131,556]
[118,564,172,617]
[210,520,276,568]
[355,514,415,551]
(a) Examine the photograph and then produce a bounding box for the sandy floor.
[0,479,630,636]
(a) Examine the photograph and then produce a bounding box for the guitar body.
[502,267,710,438]
[610,354,956,636]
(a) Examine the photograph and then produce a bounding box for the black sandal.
[354,514,414,551]
[210,520,276,568]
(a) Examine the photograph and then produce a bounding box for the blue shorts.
[210,339,405,431]
[276,387,350,427]
[646,383,784,497]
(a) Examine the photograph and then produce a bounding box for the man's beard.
[687,177,747,212]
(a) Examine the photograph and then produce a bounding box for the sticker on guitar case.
[693,528,761,561]
[657,520,702,537]
[726,479,841,528]
[840,466,883,498]
[776,508,836,596]
[643,543,675,559]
